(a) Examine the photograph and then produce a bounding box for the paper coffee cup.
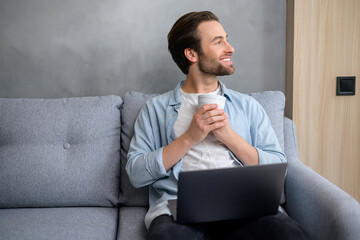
[198,95,226,109]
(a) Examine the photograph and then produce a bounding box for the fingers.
[198,104,224,116]
[186,105,227,145]
[207,120,227,131]
[192,116,225,138]
[203,114,226,126]
[197,104,218,114]
[194,106,227,131]
[198,104,225,121]
[203,110,228,133]
[202,109,225,120]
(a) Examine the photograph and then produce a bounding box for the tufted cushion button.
[63,143,71,149]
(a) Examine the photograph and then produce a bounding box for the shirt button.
[63,143,71,149]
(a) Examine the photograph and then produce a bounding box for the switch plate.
[336,76,356,95]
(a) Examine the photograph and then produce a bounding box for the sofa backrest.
[0,96,122,208]
[119,90,285,207]
[119,92,157,206]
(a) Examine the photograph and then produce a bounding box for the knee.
[146,216,206,240]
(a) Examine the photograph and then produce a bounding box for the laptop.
[168,162,287,224]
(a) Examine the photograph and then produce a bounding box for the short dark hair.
[167,11,219,74]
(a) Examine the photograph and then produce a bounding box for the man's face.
[196,20,235,76]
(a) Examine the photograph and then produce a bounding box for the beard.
[198,53,235,76]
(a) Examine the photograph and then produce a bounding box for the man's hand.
[162,103,226,171]
[212,112,235,144]
[184,104,226,146]
[211,110,259,166]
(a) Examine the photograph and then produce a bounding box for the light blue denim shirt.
[126,81,286,228]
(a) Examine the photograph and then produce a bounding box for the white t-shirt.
[174,87,237,171]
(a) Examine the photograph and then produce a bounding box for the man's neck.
[182,72,219,94]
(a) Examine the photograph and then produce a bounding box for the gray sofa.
[1,91,359,240]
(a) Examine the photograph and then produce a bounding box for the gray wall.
[0,0,286,98]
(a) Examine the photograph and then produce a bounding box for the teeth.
[222,58,231,62]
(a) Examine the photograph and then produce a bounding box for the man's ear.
[184,48,198,63]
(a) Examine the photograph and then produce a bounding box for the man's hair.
[167,11,219,74]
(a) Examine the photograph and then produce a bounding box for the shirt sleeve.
[250,101,286,165]
[126,105,170,188]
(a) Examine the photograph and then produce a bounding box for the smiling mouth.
[221,57,233,65]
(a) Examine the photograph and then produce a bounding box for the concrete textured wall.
[0,0,286,98]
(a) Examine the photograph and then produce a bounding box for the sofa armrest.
[283,117,360,240]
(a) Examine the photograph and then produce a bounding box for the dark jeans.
[146,212,309,240]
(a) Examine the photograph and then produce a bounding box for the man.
[127,11,307,240]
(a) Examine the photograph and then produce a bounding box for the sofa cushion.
[119,92,157,206]
[117,207,147,240]
[0,207,118,240]
[119,90,285,207]
[0,96,122,208]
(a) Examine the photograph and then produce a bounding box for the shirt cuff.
[145,147,170,179]
[256,147,284,165]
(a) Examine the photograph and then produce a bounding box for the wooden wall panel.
[286,0,360,201]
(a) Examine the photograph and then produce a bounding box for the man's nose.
[225,42,235,53]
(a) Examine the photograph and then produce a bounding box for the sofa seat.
[0,207,118,240]
[117,207,147,240]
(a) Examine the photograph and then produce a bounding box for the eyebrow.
[211,34,228,42]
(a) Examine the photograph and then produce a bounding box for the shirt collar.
[218,81,232,102]
[169,80,232,107]
[169,81,184,107]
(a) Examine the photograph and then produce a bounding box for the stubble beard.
[198,53,235,76]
